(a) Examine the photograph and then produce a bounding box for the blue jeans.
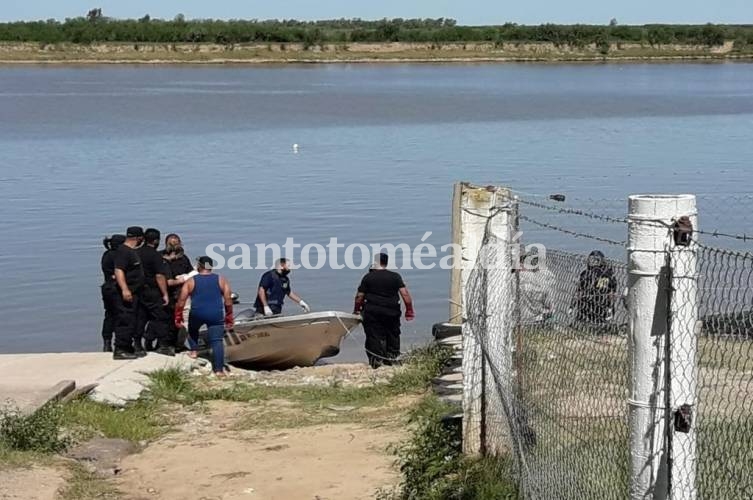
[187,314,225,373]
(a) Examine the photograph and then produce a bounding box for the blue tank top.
[190,273,224,324]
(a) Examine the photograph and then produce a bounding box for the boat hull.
[222,311,361,370]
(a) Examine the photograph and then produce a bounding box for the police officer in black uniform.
[100,234,126,352]
[353,253,415,368]
[162,233,192,350]
[137,228,172,355]
[113,226,146,360]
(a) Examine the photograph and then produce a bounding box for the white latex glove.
[176,274,187,284]
[299,300,310,313]
[263,306,274,316]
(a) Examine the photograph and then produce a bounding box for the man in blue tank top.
[174,256,234,375]
[254,258,310,316]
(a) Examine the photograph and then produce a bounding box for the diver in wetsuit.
[572,250,617,324]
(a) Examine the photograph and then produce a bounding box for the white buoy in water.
[292,143,299,153]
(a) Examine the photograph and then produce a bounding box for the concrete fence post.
[457,183,512,455]
[627,194,698,500]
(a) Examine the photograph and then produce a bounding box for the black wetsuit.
[575,265,617,323]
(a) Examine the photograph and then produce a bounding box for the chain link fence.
[461,187,753,499]
[694,245,753,499]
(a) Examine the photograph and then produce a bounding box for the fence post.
[627,194,697,499]
[668,197,698,500]
[481,190,515,455]
[458,183,512,455]
[450,183,463,325]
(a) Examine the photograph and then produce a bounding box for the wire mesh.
[464,194,630,499]
[692,245,753,499]
[515,249,629,499]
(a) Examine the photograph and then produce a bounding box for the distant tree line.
[0,15,751,48]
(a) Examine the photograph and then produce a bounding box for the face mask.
[166,244,183,254]
[280,269,290,277]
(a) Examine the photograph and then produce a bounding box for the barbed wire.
[519,214,626,246]
[516,197,629,225]
[511,192,753,243]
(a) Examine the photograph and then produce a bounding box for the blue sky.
[3,0,751,25]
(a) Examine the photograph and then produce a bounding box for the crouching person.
[174,256,234,376]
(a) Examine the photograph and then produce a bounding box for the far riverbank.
[1,41,752,64]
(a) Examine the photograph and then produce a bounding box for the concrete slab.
[0,380,74,415]
[0,352,201,409]
[432,372,463,386]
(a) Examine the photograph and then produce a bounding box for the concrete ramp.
[0,352,200,412]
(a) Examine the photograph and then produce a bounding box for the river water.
[1,62,752,359]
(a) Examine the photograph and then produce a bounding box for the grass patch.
[61,399,170,442]
[388,395,518,500]
[145,344,452,409]
[697,418,753,498]
[137,344,451,431]
[58,462,120,500]
[0,447,53,470]
[147,366,197,403]
[0,403,69,453]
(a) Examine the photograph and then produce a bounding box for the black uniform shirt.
[101,249,117,283]
[358,269,405,316]
[138,246,168,288]
[162,253,193,282]
[114,245,145,291]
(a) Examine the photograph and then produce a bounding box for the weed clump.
[390,396,518,500]
[0,403,69,453]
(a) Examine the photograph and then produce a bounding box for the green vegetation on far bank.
[2,14,753,53]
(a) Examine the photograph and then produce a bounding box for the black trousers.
[137,287,170,349]
[100,282,119,343]
[362,308,401,368]
[113,292,139,352]
[576,296,612,323]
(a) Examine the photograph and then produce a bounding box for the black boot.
[113,350,138,360]
[103,340,113,353]
[132,340,147,357]
[155,345,175,357]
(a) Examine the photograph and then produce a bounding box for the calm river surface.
[1,62,752,359]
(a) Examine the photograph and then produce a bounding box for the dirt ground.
[114,400,404,500]
[0,363,410,500]
[0,467,65,500]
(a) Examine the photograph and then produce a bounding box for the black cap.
[144,228,161,244]
[110,234,126,250]
[126,226,144,238]
[197,256,214,269]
